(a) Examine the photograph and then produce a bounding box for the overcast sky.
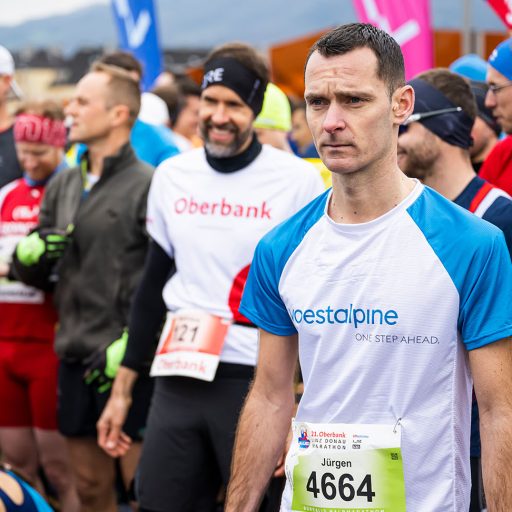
[0,0,108,25]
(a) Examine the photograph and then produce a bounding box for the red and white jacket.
[0,178,58,342]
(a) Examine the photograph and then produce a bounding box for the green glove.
[16,229,69,267]
[84,330,129,393]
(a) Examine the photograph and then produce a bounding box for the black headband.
[201,57,267,117]
[408,78,474,149]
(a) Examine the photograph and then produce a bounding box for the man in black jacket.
[13,62,154,512]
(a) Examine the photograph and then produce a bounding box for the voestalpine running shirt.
[240,182,512,511]
[146,144,324,367]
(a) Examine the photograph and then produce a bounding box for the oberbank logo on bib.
[290,304,398,329]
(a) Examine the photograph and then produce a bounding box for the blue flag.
[111,0,163,90]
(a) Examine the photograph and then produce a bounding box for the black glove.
[11,228,71,292]
[83,330,129,393]
[15,228,70,266]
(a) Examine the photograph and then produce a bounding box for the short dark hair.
[175,76,201,98]
[90,62,141,127]
[306,23,405,95]
[204,42,269,85]
[151,84,180,125]
[98,51,143,81]
[415,68,477,122]
[153,79,201,126]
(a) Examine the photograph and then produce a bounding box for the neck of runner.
[421,150,475,201]
[205,133,262,173]
[23,160,67,187]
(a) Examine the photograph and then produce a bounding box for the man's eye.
[349,97,362,104]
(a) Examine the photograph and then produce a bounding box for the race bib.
[286,421,406,512]
[150,309,231,381]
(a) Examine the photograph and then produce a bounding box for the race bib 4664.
[286,421,406,512]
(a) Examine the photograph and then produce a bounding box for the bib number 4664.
[306,471,375,502]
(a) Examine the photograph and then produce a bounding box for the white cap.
[138,92,170,126]
[0,45,22,98]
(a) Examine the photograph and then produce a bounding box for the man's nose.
[485,88,497,109]
[211,104,229,125]
[322,103,347,134]
[21,155,38,172]
[64,101,76,118]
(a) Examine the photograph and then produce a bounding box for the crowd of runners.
[0,22,511,512]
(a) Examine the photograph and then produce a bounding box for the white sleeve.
[146,166,174,258]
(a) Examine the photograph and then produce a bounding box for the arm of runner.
[469,336,512,510]
[97,240,173,457]
[273,412,294,478]
[273,374,302,477]
[97,366,138,457]
[225,328,298,512]
[121,240,174,372]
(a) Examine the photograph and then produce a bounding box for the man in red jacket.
[0,100,79,511]
[481,37,512,194]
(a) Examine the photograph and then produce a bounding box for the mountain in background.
[0,0,505,53]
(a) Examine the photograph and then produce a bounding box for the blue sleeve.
[131,121,180,167]
[459,231,512,350]
[407,187,512,350]
[157,142,180,165]
[239,237,297,336]
[154,125,180,165]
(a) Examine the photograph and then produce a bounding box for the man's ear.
[391,85,414,125]
[110,104,131,128]
[0,74,12,91]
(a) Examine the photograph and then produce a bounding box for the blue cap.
[450,54,487,81]
[489,38,512,80]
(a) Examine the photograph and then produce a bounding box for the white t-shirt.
[147,144,325,366]
[240,183,512,511]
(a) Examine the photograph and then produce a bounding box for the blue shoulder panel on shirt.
[407,186,512,350]
[239,189,330,336]
[131,120,180,167]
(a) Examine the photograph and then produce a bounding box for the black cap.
[470,80,501,136]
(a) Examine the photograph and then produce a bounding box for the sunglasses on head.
[399,107,463,135]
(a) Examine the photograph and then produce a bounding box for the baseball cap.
[488,37,512,80]
[450,54,487,82]
[253,83,292,132]
[0,45,23,99]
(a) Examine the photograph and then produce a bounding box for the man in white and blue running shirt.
[225,23,512,512]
